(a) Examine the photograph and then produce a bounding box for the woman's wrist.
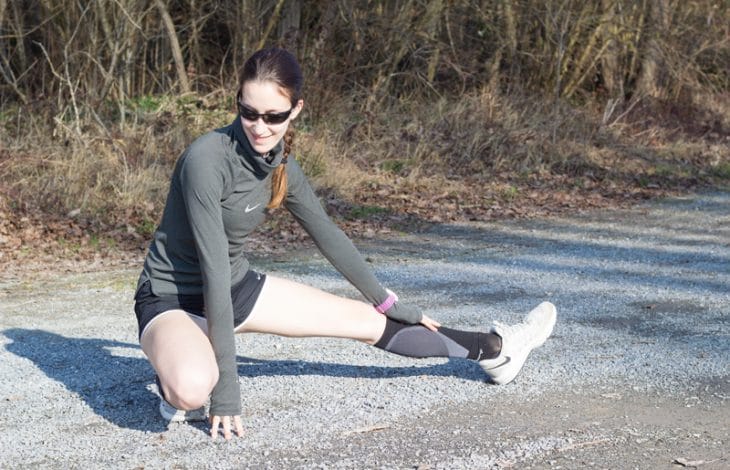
[374,289,398,314]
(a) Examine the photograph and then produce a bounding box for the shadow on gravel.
[236,355,488,382]
[3,329,489,432]
[287,196,730,302]
[370,229,729,293]
[277,223,728,302]
[3,328,166,433]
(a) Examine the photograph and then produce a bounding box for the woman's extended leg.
[237,275,502,361]
[239,275,557,386]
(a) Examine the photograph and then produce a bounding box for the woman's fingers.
[233,415,245,437]
[420,315,441,332]
[210,415,220,439]
[222,415,232,440]
[210,415,244,440]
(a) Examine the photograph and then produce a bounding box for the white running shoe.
[479,301,557,385]
[156,376,207,423]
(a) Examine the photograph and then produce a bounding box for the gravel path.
[1,191,728,469]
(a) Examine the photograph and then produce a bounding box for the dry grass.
[1,87,728,236]
[0,87,728,273]
[2,1,727,269]
[1,95,232,222]
[301,88,728,196]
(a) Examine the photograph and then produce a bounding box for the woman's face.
[239,80,303,155]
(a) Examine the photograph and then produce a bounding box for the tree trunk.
[154,0,191,94]
[424,0,444,83]
[278,0,301,50]
[600,0,623,99]
[636,0,669,98]
[257,0,286,50]
[0,0,7,27]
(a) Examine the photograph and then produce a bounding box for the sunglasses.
[237,93,293,125]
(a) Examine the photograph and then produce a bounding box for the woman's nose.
[251,118,266,131]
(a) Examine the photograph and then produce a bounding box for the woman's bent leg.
[141,310,218,410]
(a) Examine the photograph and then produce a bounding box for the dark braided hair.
[268,127,295,208]
[238,48,303,209]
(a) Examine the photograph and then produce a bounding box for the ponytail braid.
[267,127,295,210]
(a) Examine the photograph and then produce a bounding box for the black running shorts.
[134,270,267,339]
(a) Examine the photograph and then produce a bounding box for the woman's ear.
[289,99,304,121]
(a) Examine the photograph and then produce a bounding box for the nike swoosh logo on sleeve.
[245,203,261,213]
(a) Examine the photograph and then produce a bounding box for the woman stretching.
[133,47,556,440]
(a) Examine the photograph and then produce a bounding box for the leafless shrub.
[0,0,727,224]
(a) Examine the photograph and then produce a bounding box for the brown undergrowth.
[1,90,728,277]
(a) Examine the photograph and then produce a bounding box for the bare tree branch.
[154,0,191,93]
[257,0,287,50]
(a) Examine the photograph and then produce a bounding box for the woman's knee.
[141,310,219,409]
[162,367,218,410]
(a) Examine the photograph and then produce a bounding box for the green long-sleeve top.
[136,117,399,416]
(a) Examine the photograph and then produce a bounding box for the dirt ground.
[0,191,727,469]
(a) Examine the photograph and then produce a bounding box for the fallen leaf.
[341,424,390,436]
[673,457,708,467]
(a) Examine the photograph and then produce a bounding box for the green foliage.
[57,238,82,254]
[501,185,519,201]
[136,218,157,237]
[298,151,327,178]
[637,176,651,188]
[347,205,389,220]
[711,162,730,179]
[0,105,20,123]
[89,234,101,250]
[380,160,408,174]
[127,96,163,113]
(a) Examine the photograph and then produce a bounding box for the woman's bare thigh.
[236,275,387,344]
[140,309,218,393]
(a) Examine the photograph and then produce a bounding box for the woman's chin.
[251,141,275,154]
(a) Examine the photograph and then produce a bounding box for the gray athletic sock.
[374,319,501,360]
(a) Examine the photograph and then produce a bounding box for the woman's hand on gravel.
[420,314,441,332]
[210,414,244,440]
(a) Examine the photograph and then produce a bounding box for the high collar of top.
[231,115,285,173]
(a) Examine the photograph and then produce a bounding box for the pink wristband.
[374,289,398,314]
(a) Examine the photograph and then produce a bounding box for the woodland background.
[0,0,728,267]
